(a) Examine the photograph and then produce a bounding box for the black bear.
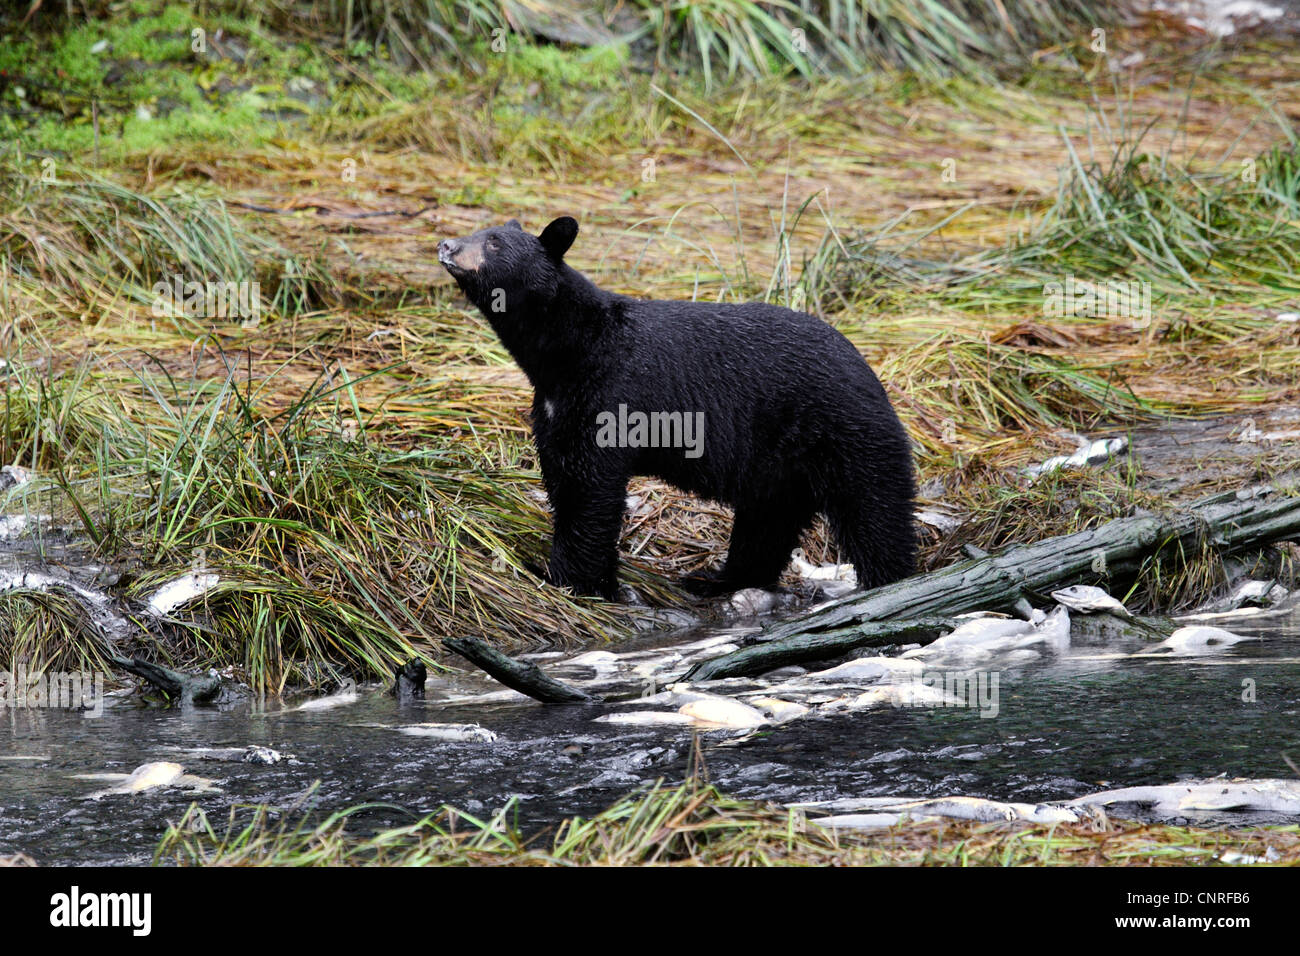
[438,216,916,600]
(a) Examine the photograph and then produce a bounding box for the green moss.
[504,41,628,91]
[0,0,342,157]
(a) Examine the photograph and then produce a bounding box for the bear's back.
[578,295,904,499]
[614,296,888,407]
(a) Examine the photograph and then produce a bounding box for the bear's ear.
[504,219,522,231]
[539,216,578,261]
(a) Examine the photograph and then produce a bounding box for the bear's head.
[437,217,579,315]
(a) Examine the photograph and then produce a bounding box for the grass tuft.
[155,779,1300,866]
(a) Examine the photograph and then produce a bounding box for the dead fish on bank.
[0,464,33,490]
[677,695,769,729]
[803,795,1084,828]
[1173,605,1272,627]
[437,688,532,706]
[805,655,923,683]
[145,572,220,617]
[1071,778,1300,815]
[73,761,219,799]
[1196,579,1290,613]
[554,650,621,679]
[727,588,783,617]
[789,550,858,598]
[1219,847,1282,865]
[807,812,914,829]
[593,711,698,727]
[913,509,964,535]
[0,513,53,541]
[1140,626,1250,656]
[594,691,771,730]
[801,778,1300,828]
[790,550,856,583]
[1051,585,1133,619]
[1025,436,1127,479]
[839,682,963,711]
[286,683,359,713]
[745,697,811,723]
[396,723,498,743]
[901,606,1070,665]
[540,635,747,690]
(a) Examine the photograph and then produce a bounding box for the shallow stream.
[2,597,1298,864]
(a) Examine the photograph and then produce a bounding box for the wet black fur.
[439,217,916,599]
[390,659,427,700]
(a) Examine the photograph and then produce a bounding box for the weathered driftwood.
[756,484,1300,645]
[444,636,598,703]
[682,617,958,682]
[448,485,1300,700]
[108,653,223,704]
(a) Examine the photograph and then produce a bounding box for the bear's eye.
[485,239,499,253]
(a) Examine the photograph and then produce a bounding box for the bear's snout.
[438,236,484,274]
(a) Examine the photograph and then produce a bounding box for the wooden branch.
[109,653,223,704]
[682,617,958,682]
[444,637,599,703]
[757,484,1300,645]
[447,485,1300,699]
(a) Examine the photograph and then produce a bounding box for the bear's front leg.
[538,449,628,599]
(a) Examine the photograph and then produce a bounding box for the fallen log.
[108,653,223,704]
[757,484,1300,645]
[447,484,1300,698]
[681,617,958,682]
[444,636,598,703]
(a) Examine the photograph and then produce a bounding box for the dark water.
[2,603,1299,865]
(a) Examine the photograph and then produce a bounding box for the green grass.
[0,1,324,155]
[997,127,1300,298]
[0,348,650,693]
[244,0,1122,85]
[815,99,1300,316]
[0,591,122,676]
[336,38,636,171]
[0,164,335,326]
[0,0,1125,161]
[0,1,1295,872]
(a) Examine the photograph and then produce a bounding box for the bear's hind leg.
[824,494,916,591]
